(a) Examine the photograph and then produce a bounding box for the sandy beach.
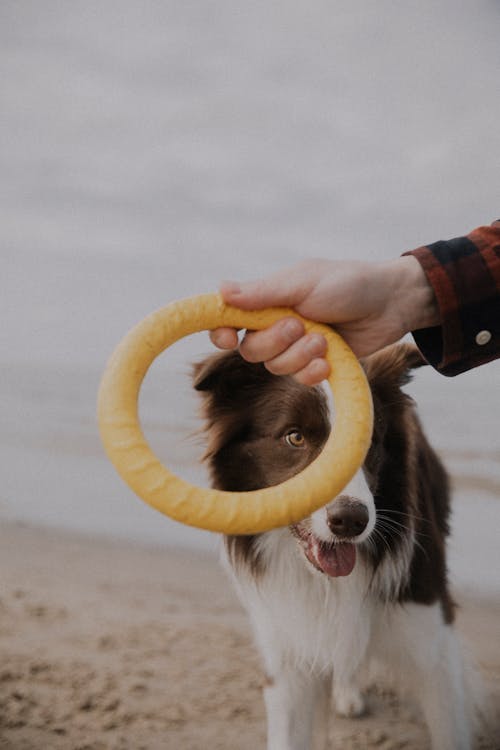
[0,521,498,750]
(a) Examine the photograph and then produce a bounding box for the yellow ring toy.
[97,293,373,535]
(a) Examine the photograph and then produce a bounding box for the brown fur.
[194,344,454,622]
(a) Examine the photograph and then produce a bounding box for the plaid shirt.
[404,220,500,376]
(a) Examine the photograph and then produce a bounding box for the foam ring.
[97,293,373,535]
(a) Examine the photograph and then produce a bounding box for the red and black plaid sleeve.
[403,220,500,376]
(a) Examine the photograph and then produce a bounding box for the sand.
[0,521,498,750]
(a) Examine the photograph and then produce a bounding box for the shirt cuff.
[402,223,500,376]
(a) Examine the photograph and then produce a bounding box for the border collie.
[193,343,482,749]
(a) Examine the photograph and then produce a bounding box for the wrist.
[388,256,440,335]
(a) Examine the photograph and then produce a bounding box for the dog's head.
[193,343,427,579]
[193,350,330,491]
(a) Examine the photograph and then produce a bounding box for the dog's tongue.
[314,542,356,577]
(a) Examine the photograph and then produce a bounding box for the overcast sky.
[2,0,499,368]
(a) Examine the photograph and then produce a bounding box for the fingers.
[209,317,305,355]
[210,270,306,351]
[209,318,330,384]
[209,327,239,349]
[211,274,331,384]
[240,321,330,385]
[239,318,304,362]
[262,333,330,386]
[260,333,327,375]
[292,358,331,386]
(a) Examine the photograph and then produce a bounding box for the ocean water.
[2,1,499,590]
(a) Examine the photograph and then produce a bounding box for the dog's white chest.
[227,534,374,678]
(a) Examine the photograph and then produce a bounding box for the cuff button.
[475,330,492,346]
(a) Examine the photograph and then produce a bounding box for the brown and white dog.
[193,343,481,750]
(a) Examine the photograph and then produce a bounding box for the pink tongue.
[315,542,356,577]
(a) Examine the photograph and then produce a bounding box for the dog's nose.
[327,496,369,539]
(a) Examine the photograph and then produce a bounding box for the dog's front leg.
[385,603,477,750]
[311,673,332,750]
[264,668,330,750]
[414,626,475,750]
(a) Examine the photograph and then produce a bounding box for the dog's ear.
[361,343,427,389]
[192,352,230,392]
[192,351,273,461]
[193,350,271,396]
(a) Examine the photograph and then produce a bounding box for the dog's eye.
[285,430,305,448]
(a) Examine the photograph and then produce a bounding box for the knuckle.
[239,347,260,364]
[305,333,327,354]
[264,360,287,376]
[295,358,330,386]
[279,318,304,343]
[239,336,262,362]
[293,371,312,385]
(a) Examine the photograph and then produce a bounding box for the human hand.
[210,257,438,385]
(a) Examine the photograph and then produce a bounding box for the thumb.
[220,274,302,311]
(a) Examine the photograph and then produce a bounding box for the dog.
[193,343,482,749]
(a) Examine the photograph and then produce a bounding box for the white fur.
[222,510,480,749]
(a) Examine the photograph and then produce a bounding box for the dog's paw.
[334,684,366,718]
